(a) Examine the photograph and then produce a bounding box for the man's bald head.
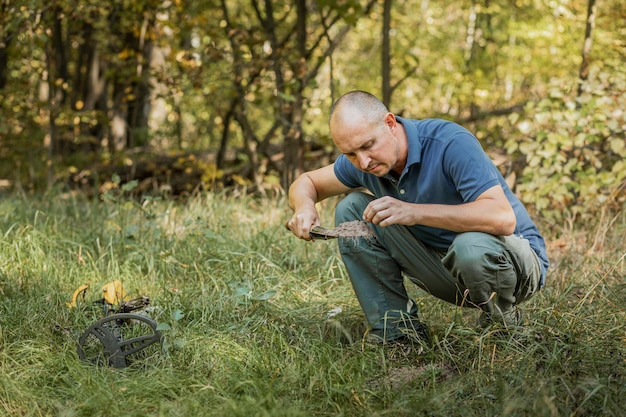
[329,91,389,133]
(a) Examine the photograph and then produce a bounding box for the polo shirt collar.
[396,116,421,176]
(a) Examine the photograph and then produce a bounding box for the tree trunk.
[577,0,597,96]
[382,0,392,107]
[217,98,237,169]
[280,0,307,190]
[110,80,128,151]
[127,14,154,147]
[0,36,9,90]
[51,4,68,106]
[0,1,10,89]
[43,3,72,186]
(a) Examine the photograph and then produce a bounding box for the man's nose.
[357,152,370,170]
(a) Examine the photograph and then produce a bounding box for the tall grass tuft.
[0,189,624,416]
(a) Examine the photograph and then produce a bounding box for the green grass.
[0,189,624,416]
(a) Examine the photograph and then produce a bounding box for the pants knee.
[443,233,515,298]
[445,233,497,278]
[335,192,373,224]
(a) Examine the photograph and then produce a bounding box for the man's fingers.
[364,201,384,223]
[285,216,317,241]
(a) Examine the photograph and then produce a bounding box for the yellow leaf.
[609,138,625,155]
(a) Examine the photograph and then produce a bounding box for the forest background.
[0,1,625,416]
[0,0,624,223]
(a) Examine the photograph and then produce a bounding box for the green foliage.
[506,61,626,221]
[1,0,625,220]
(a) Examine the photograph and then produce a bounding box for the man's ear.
[384,112,397,131]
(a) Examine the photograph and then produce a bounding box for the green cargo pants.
[335,192,542,340]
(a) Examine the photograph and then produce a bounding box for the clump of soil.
[334,220,375,238]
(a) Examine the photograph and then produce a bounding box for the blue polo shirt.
[334,117,549,283]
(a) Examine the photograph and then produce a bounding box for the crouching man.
[285,90,549,343]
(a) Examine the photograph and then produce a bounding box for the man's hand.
[286,164,352,240]
[363,196,416,226]
[285,207,320,241]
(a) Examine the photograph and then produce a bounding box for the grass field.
[0,189,624,416]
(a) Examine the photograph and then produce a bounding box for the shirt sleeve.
[333,155,363,188]
[442,132,500,202]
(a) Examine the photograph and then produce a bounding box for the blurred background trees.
[0,0,624,221]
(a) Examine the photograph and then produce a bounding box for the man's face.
[331,113,403,177]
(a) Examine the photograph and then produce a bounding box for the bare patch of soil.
[367,363,456,390]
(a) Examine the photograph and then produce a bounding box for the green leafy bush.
[508,64,626,221]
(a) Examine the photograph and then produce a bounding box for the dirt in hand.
[334,220,375,238]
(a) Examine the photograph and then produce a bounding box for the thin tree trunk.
[51,4,67,105]
[0,1,9,89]
[44,3,70,187]
[217,98,237,169]
[0,36,10,90]
[382,0,392,107]
[127,14,154,147]
[45,34,57,189]
[280,0,307,191]
[577,0,597,96]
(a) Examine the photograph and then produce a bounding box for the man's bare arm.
[363,185,516,236]
[286,164,351,240]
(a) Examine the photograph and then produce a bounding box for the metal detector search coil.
[77,313,163,369]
